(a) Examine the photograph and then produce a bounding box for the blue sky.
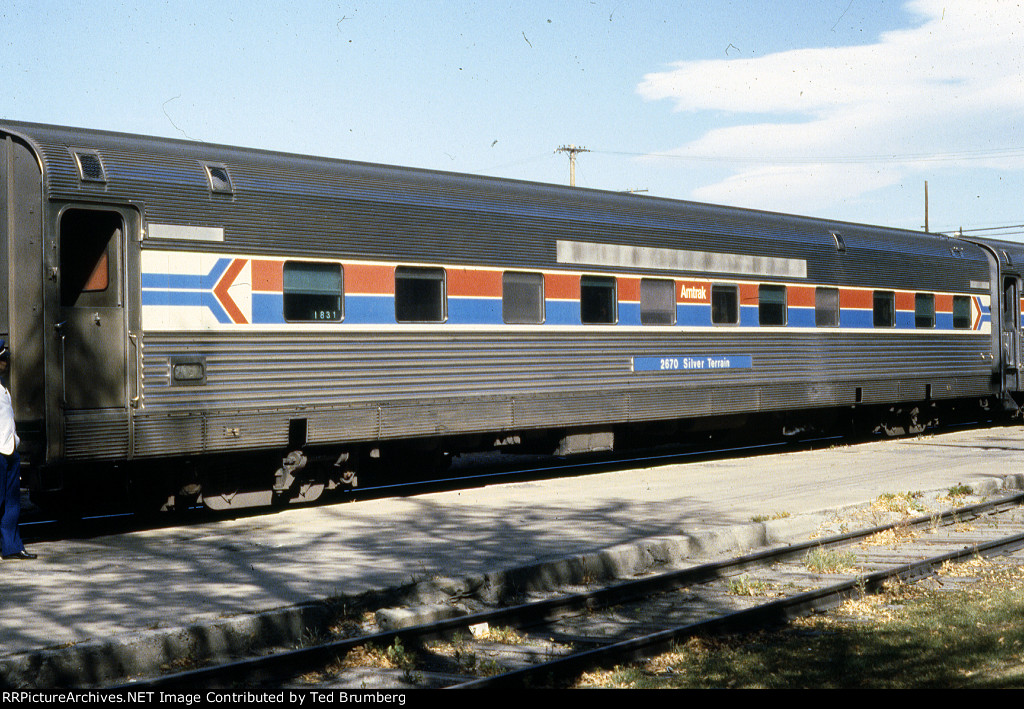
[2,1,1023,238]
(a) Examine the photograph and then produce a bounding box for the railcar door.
[57,207,130,409]
[1003,274,1022,393]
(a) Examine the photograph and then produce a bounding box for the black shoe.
[2,550,37,560]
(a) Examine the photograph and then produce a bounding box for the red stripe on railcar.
[546,273,580,299]
[739,283,759,305]
[840,288,872,309]
[617,277,641,303]
[448,268,502,297]
[252,259,283,292]
[346,264,394,294]
[788,285,815,308]
[895,291,916,311]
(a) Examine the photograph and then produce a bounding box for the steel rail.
[110,492,1024,690]
[451,525,1024,688]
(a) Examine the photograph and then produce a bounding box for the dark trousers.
[0,451,24,556]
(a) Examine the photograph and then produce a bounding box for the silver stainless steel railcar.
[0,121,1019,511]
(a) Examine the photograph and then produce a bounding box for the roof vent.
[830,231,846,253]
[73,150,106,183]
[203,162,233,194]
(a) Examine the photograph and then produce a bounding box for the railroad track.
[110,491,1024,690]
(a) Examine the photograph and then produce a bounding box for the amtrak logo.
[212,259,252,324]
[141,255,253,326]
[678,281,710,302]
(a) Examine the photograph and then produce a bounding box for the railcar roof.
[0,119,981,263]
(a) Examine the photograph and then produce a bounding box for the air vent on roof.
[73,150,106,183]
[203,162,233,194]
[830,231,846,253]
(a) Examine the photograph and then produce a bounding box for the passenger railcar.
[0,121,1019,511]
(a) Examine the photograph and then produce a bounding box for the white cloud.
[637,0,1024,212]
[689,163,903,216]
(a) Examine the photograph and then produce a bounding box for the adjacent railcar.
[0,121,1017,511]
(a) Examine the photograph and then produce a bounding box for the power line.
[955,223,1024,233]
[934,223,1024,241]
[590,145,1024,166]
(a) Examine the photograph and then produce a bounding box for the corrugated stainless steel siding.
[128,330,993,458]
[64,411,129,460]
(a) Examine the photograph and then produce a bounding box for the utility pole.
[556,144,590,186]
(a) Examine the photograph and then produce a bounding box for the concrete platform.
[2,424,1023,687]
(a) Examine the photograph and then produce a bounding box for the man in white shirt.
[0,341,35,560]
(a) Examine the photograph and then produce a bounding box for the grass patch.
[338,638,418,672]
[726,575,775,597]
[575,563,1024,688]
[803,547,858,573]
[873,491,926,515]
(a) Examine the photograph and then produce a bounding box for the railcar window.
[59,209,121,308]
[283,261,343,322]
[758,285,787,326]
[953,296,972,329]
[502,271,544,324]
[1003,279,1018,329]
[815,287,840,327]
[711,285,738,325]
[873,291,895,327]
[580,276,617,324]
[640,278,676,325]
[395,267,447,322]
[915,293,935,328]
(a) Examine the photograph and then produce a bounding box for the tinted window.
[815,287,839,327]
[758,285,787,326]
[873,291,895,327]
[580,276,617,324]
[502,271,544,324]
[953,295,972,329]
[711,285,738,324]
[640,279,676,325]
[396,267,446,322]
[915,293,935,328]
[283,261,343,321]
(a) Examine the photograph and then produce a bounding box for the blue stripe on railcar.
[895,311,915,329]
[253,293,285,324]
[787,306,815,328]
[447,297,502,325]
[618,302,641,326]
[841,309,873,329]
[545,301,580,326]
[141,289,232,324]
[677,304,711,326]
[342,295,394,324]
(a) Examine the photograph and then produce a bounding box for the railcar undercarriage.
[23,395,1016,516]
